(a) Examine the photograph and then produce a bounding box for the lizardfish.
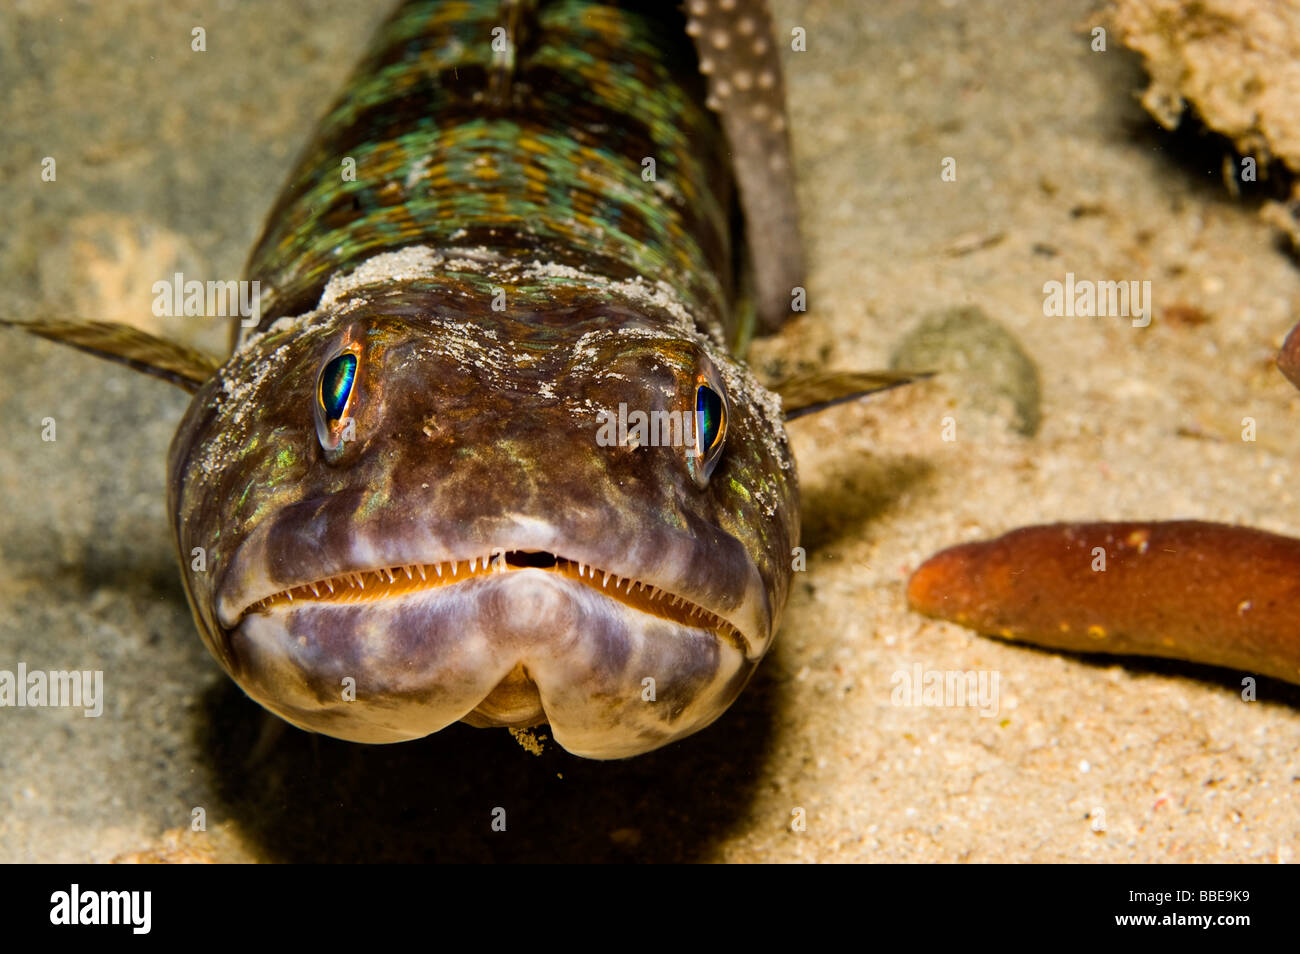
[7,0,918,758]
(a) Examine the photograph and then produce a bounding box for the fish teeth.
[434,563,441,578]
[418,564,427,580]
[404,565,413,580]
[309,583,321,597]
[325,580,335,594]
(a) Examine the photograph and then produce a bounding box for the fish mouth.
[236,549,751,656]
[206,496,772,757]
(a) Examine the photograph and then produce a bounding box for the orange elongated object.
[906,521,1300,685]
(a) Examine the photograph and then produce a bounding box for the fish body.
[148,1,1300,747]
[164,0,805,758]
[244,0,739,341]
[3,0,913,758]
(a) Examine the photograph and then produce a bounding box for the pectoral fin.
[1,318,219,393]
[774,370,933,420]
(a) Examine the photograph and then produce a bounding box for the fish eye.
[320,352,357,421]
[315,347,360,453]
[692,379,728,485]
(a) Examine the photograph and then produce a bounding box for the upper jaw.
[213,489,772,658]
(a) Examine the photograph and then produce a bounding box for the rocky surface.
[1106,0,1300,242]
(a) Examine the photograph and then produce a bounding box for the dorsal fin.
[486,0,540,112]
[687,1,805,334]
[0,318,219,394]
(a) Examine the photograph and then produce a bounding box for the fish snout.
[225,568,752,758]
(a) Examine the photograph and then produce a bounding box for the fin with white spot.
[686,0,805,334]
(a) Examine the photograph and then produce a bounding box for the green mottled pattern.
[246,0,733,337]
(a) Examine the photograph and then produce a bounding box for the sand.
[1,0,1298,862]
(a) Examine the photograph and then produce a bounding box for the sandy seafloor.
[2,0,1299,863]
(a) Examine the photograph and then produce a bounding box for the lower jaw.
[221,568,755,758]
[460,662,546,728]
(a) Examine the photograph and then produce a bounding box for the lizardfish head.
[169,275,798,758]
